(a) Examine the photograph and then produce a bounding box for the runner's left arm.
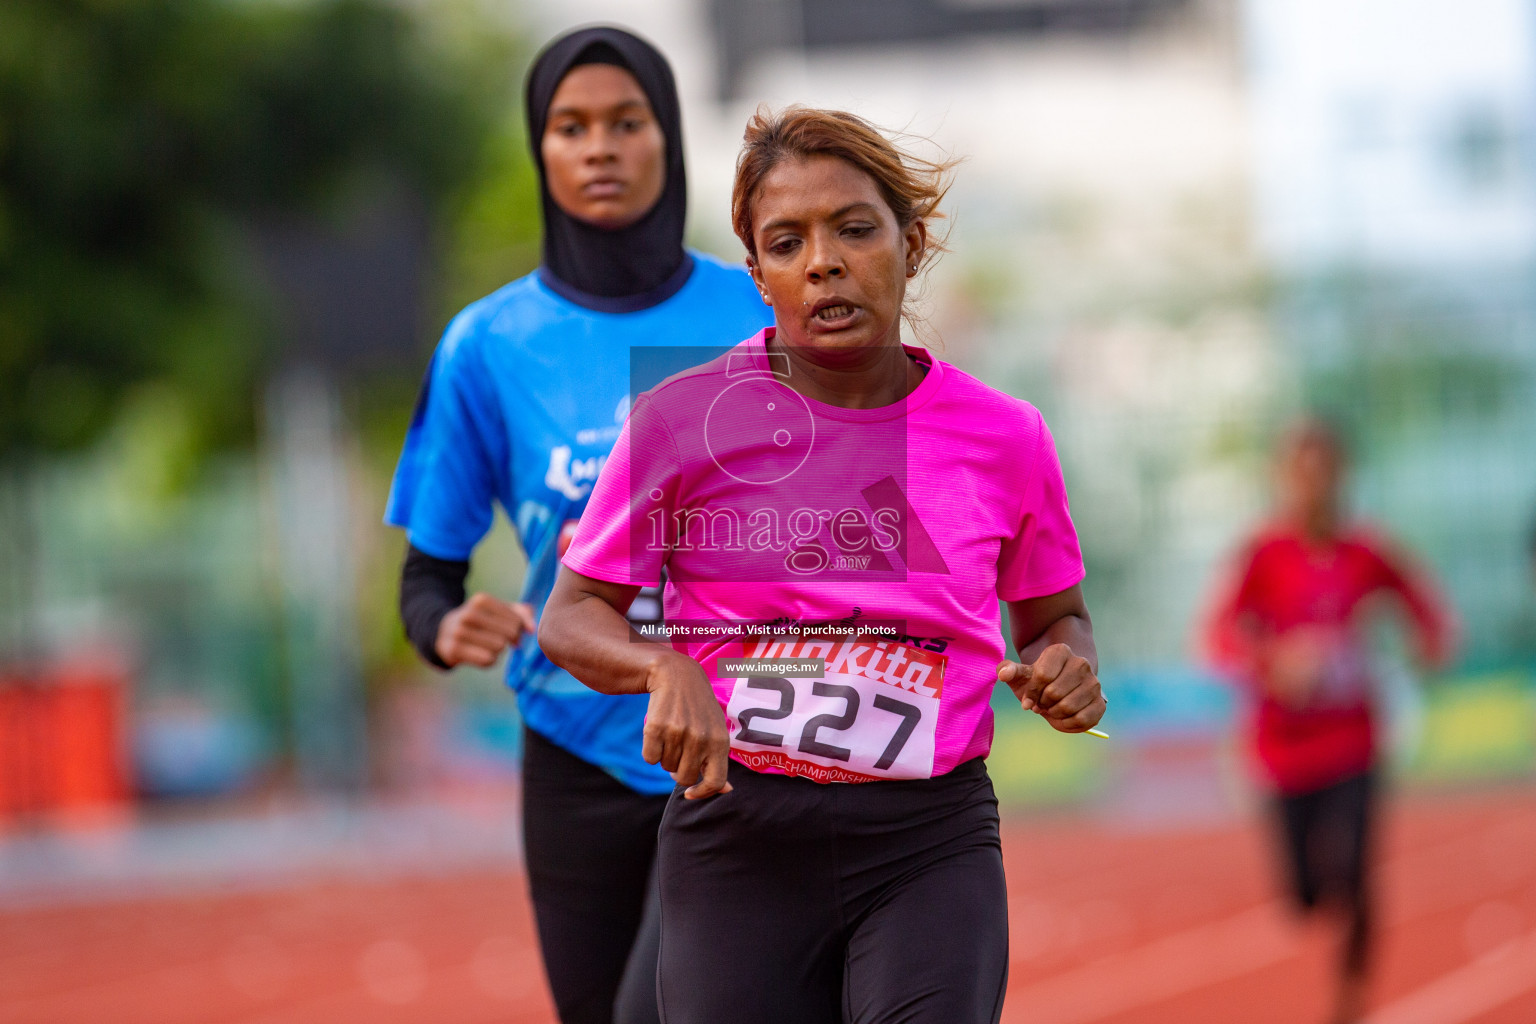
[998,583,1105,734]
[1370,539,1457,671]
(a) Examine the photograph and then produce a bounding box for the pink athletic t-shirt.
[563,328,1084,782]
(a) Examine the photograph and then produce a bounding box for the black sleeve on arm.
[400,543,470,670]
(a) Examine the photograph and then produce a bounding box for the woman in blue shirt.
[385,26,770,1024]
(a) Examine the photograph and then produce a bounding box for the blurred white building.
[1245,0,1536,270]
[1245,0,1536,667]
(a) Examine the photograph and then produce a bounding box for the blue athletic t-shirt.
[386,252,772,794]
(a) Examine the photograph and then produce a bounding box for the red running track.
[2,785,1534,1024]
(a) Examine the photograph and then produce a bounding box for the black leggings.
[522,726,669,1024]
[655,757,1009,1024]
[1273,769,1376,975]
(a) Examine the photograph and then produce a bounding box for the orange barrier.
[0,659,131,823]
[0,677,33,818]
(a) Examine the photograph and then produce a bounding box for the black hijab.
[525,26,691,312]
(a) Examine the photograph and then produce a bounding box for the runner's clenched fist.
[435,592,537,668]
[997,643,1106,734]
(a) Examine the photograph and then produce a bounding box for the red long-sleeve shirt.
[1201,523,1454,795]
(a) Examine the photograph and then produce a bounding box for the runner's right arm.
[389,310,534,672]
[399,544,466,669]
[399,545,537,670]
[540,567,731,799]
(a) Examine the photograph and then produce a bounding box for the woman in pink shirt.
[539,107,1106,1024]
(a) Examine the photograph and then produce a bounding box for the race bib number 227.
[721,634,945,783]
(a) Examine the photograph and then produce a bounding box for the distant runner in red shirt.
[1201,417,1455,1024]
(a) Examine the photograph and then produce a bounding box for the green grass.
[987,703,1110,806]
[1410,672,1536,781]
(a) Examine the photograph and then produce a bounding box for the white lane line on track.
[1361,931,1536,1024]
[1003,901,1293,1024]
[1004,816,1536,1024]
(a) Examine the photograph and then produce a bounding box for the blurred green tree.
[0,0,543,691]
[0,0,536,463]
